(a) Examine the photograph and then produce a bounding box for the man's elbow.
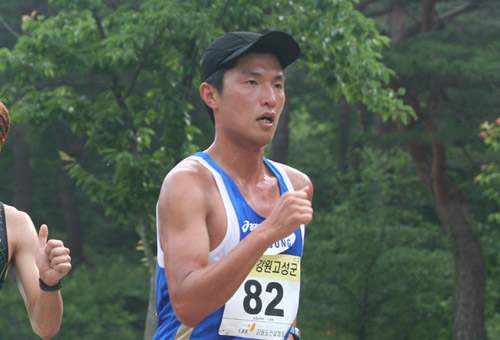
[172,299,204,328]
[34,326,60,340]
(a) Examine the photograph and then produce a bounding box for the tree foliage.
[476,118,500,223]
[476,118,500,339]
[0,1,411,223]
[0,255,149,339]
[298,146,454,339]
[0,0,498,339]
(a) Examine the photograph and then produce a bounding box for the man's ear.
[200,82,219,111]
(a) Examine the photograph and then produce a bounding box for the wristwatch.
[39,278,63,291]
[290,327,301,340]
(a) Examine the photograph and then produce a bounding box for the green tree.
[476,118,500,223]
[0,254,149,340]
[1,1,412,338]
[476,118,500,339]
[297,144,454,339]
[354,1,500,338]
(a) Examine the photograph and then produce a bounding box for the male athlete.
[154,31,313,340]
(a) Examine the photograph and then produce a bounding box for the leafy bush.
[298,147,454,339]
[0,254,149,339]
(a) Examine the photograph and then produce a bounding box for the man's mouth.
[257,116,273,123]
[257,112,275,124]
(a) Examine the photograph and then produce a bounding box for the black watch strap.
[39,278,63,291]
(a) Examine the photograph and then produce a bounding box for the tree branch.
[91,9,127,110]
[397,86,449,203]
[400,0,483,40]
[354,0,379,12]
[121,24,168,101]
[437,0,482,22]
[91,10,106,39]
[421,0,439,32]
[362,6,393,18]
[0,15,20,38]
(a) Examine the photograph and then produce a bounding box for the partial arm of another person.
[158,162,313,327]
[7,207,71,340]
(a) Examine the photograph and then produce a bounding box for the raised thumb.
[38,224,48,248]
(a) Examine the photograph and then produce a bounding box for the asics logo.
[242,220,259,233]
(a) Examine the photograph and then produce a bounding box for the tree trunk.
[138,212,157,340]
[388,2,487,339]
[389,0,406,41]
[396,93,486,340]
[53,123,84,265]
[421,0,438,32]
[338,96,350,173]
[435,191,486,340]
[270,100,290,164]
[6,126,32,289]
[144,268,157,340]
[11,126,32,212]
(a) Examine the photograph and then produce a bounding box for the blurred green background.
[0,1,499,339]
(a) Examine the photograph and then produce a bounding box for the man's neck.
[205,141,268,185]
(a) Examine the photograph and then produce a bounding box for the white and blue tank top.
[153,152,305,340]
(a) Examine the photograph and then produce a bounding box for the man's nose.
[261,84,277,108]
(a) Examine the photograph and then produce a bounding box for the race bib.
[219,254,301,339]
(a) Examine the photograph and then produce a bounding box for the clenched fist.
[261,186,313,243]
[36,224,72,287]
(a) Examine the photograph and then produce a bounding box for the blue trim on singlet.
[0,202,8,289]
[153,152,302,340]
[194,152,303,255]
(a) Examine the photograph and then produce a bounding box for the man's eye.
[246,80,257,85]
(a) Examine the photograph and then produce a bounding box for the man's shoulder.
[159,157,215,201]
[268,161,313,201]
[157,157,217,224]
[4,204,34,229]
[271,162,312,189]
[3,204,37,252]
[164,157,212,186]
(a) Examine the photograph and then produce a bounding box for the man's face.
[214,52,286,149]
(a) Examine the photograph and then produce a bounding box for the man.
[0,100,72,339]
[154,31,313,340]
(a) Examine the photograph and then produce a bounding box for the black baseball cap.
[200,31,301,82]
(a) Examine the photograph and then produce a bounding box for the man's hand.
[262,186,313,242]
[36,225,72,286]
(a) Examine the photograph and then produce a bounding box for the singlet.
[153,152,305,340]
[0,202,9,289]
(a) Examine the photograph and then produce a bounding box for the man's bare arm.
[7,206,71,339]
[158,163,313,327]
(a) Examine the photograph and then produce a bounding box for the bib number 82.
[243,279,284,317]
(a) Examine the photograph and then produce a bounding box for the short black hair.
[202,58,238,124]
